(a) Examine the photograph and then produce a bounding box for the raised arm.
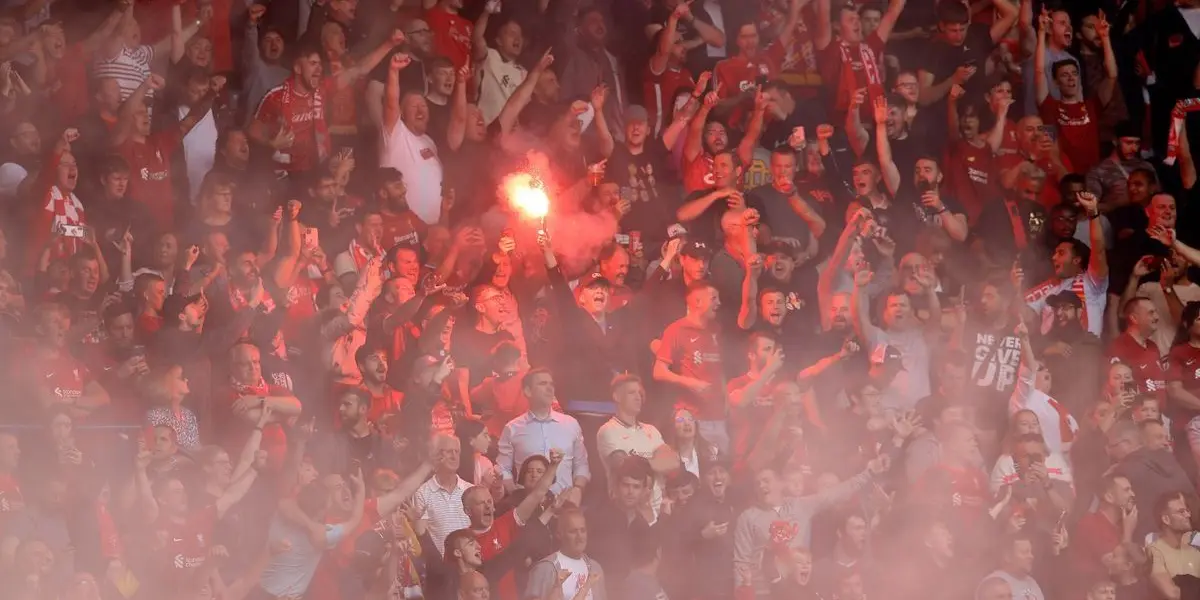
[873,97,901,195]
[1076,192,1107,279]
[383,53,412,136]
[1033,9,1050,106]
[497,49,553,140]
[336,30,404,87]
[112,75,163,146]
[1095,11,1118,106]
[651,4,688,76]
[776,0,805,48]
[850,267,880,343]
[1179,116,1197,191]
[514,450,563,523]
[737,89,767,166]
[165,3,206,63]
[814,0,833,49]
[684,86,719,162]
[986,96,1013,153]
[448,64,469,151]
[845,89,870,156]
[989,0,1019,43]
[819,219,860,330]
[875,0,907,42]
[377,462,434,515]
[590,85,615,158]
[472,3,495,64]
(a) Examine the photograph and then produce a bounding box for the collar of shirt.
[526,410,560,423]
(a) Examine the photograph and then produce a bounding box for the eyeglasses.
[406,28,432,35]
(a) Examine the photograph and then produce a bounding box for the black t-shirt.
[866,132,929,188]
[606,140,678,245]
[450,323,517,387]
[427,99,451,150]
[860,195,922,255]
[963,317,1022,429]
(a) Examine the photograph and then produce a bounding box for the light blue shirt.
[498,410,590,494]
[260,518,347,596]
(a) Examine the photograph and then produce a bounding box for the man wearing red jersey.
[146,450,259,585]
[427,0,473,69]
[1034,9,1118,176]
[465,448,561,599]
[997,115,1073,207]
[813,0,905,122]
[113,73,216,231]
[654,280,730,452]
[376,167,428,250]
[15,303,111,423]
[945,84,1008,223]
[251,47,331,177]
[1168,303,1200,463]
[1108,297,1168,399]
[713,0,802,105]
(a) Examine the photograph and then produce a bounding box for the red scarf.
[837,38,883,109]
[1165,98,1200,165]
[280,76,330,164]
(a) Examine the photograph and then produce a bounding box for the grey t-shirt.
[259,517,348,596]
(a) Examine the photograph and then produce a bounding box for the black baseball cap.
[681,240,712,259]
[1045,290,1083,309]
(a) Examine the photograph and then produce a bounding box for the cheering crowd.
[6,0,1200,598]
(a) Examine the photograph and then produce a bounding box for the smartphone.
[614,233,630,246]
[302,227,319,249]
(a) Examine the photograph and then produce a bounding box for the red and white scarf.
[280,76,330,164]
[837,38,883,108]
[45,186,86,258]
[229,283,276,313]
[233,377,270,397]
[1165,98,1200,165]
[348,239,376,272]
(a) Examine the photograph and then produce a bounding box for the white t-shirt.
[554,552,594,600]
[1025,269,1109,337]
[596,418,665,513]
[479,48,526,125]
[179,107,217,202]
[1010,362,1080,455]
[380,119,443,224]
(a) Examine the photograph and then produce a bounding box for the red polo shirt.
[477,511,521,600]
[1107,332,1168,399]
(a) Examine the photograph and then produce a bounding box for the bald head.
[458,570,489,600]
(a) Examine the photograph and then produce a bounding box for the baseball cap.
[870,344,906,370]
[579,272,612,289]
[624,104,649,123]
[1045,290,1083,309]
[681,240,712,259]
